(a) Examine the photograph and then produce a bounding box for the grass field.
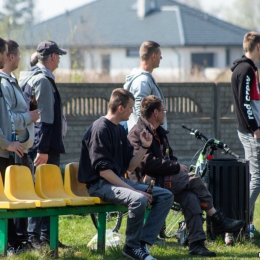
[6,197,260,260]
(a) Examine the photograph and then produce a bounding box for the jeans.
[27,152,60,240]
[88,177,173,249]
[238,131,260,222]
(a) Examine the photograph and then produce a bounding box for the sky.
[32,0,234,23]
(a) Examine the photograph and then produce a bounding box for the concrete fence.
[57,82,243,169]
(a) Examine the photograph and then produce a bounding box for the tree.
[2,0,35,30]
[221,0,260,31]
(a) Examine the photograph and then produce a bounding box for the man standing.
[30,52,38,67]
[123,41,167,131]
[128,95,245,257]
[78,88,173,260]
[0,38,29,255]
[231,31,260,236]
[19,40,67,248]
[0,39,40,245]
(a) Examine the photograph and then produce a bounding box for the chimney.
[137,0,157,20]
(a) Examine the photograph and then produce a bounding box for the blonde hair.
[243,32,260,53]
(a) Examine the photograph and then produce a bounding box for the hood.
[231,55,257,72]
[124,68,150,91]
[19,66,41,91]
[0,71,16,82]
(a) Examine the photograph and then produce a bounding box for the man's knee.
[175,191,202,216]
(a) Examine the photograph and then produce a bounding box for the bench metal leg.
[97,212,106,253]
[50,215,59,258]
[0,218,8,256]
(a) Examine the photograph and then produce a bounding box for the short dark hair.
[140,95,163,119]
[0,38,6,54]
[139,41,160,61]
[5,39,19,56]
[108,88,135,113]
[243,32,260,53]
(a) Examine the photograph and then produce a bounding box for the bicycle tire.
[159,204,184,238]
[90,211,124,232]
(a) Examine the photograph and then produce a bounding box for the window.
[191,53,214,71]
[70,49,85,70]
[102,54,110,74]
[126,48,139,57]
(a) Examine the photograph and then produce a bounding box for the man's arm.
[33,77,55,165]
[128,129,181,175]
[236,68,259,133]
[127,129,152,172]
[0,129,23,157]
[100,169,152,202]
[132,80,152,116]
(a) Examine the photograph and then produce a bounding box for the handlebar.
[182,124,240,159]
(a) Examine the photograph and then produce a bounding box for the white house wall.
[21,46,245,81]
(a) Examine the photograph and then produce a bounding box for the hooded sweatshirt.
[123,68,167,130]
[0,72,34,151]
[0,79,12,158]
[231,55,260,133]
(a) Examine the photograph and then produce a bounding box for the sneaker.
[141,245,150,254]
[189,240,216,257]
[122,244,157,260]
[210,211,245,234]
[40,236,71,249]
[7,244,28,256]
[28,236,43,249]
[249,224,256,239]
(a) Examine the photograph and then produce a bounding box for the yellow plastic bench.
[4,165,66,208]
[0,172,35,209]
[35,164,95,206]
[64,162,108,204]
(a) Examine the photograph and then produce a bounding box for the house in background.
[14,0,248,81]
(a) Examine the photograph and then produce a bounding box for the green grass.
[6,198,260,259]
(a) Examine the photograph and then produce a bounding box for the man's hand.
[254,129,260,138]
[28,109,40,122]
[179,164,188,173]
[139,129,152,148]
[139,190,152,205]
[6,141,24,157]
[34,153,48,166]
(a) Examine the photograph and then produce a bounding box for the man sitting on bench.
[78,88,173,260]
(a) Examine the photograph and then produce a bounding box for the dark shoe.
[40,236,71,249]
[7,243,29,256]
[28,236,43,249]
[122,244,157,260]
[210,211,245,234]
[189,240,216,257]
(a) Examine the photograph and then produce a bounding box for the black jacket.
[128,117,180,186]
[231,55,259,133]
[78,117,134,185]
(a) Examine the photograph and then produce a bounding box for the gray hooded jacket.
[0,78,12,158]
[123,68,167,129]
[0,72,34,151]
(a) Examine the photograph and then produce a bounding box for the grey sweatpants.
[88,177,173,249]
[171,172,214,244]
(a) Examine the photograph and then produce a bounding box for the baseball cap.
[37,40,67,56]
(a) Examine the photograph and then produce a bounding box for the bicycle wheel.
[90,211,125,232]
[159,203,184,238]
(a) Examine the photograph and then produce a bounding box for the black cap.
[36,40,67,56]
